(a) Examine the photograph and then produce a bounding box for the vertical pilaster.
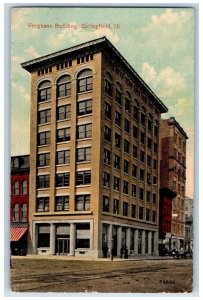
[148,231,152,255]
[126,228,131,252]
[141,230,145,255]
[70,223,75,256]
[117,226,122,257]
[134,229,138,254]
[50,223,55,255]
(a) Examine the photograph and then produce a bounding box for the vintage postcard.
[9,5,195,294]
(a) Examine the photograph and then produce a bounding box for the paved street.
[10,257,193,293]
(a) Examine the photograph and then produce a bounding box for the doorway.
[56,238,70,255]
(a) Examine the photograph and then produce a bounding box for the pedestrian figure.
[102,243,108,258]
[120,245,124,258]
[124,247,128,259]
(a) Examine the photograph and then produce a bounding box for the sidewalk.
[11,254,174,261]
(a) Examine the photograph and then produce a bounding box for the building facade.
[159,117,188,250]
[10,155,29,255]
[184,196,193,251]
[21,37,167,258]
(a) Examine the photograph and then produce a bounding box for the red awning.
[10,226,28,242]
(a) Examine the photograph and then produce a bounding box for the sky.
[10,7,194,198]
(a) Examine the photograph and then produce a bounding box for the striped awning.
[10,226,28,242]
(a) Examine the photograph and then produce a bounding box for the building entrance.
[56,238,70,255]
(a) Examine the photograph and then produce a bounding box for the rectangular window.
[38,131,51,146]
[154,142,158,154]
[147,137,152,150]
[76,147,91,162]
[147,173,151,185]
[78,77,92,93]
[104,148,111,165]
[57,128,71,142]
[116,89,122,104]
[77,99,92,116]
[140,169,144,182]
[114,154,120,169]
[124,160,129,174]
[147,155,151,167]
[103,196,109,212]
[55,196,69,211]
[103,172,110,188]
[37,153,50,167]
[141,113,145,127]
[76,171,91,185]
[37,175,50,189]
[153,176,157,186]
[123,202,128,216]
[146,190,151,202]
[75,223,90,249]
[123,180,129,195]
[104,125,111,142]
[153,159,157,171]
[141,132,145,145]
[115,133,121,148]
[153,193,157,204]
[113,176,120,191]
[131,204,136,218]
[148,119,152,132]
[115,111,121,127]
[132,145,137,158]
[154,125,159,137]
[56,150,70,165]
[105,102,112,119]
[36,197,49,212]
[132,184,136,197]
[124,140,130,154]
[140,150,145,163]
[152,211,156,222]
[38,109,51,124]
[56,173,70,187]
[139,206,144,220]
[105,80,112,96]
[57,105,71,120]
[132,164,137,178]
[133,105,138,121]
[75,195,90,211]
[77,123,92,139]
[139,187,144,200]
[113,199,119,214]
[133,126,138,139]
[124,119,130,134]
[38,87,51,102]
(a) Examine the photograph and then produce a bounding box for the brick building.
[10,155,29,255]
[21,37,168,258]
[160,117,188,249]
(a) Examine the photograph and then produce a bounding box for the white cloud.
[25,46,40,59]
[11,8,29,31]
[168,98,189,117]
[141,63,186,98]
[142,8,192,33]
[12,82,30,102]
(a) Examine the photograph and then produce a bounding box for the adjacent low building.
[10,155,30,255]
[21,36,168,258]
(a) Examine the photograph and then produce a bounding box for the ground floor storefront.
[29,219,159,258]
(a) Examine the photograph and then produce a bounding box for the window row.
[104,148,158,171]
[103,173,157,202]
[104,126,158,153]
[12,180,28,195]
[105,101,159,137]
[37,171,91,189]
[36,194,90,212]
[102,196,156,221]
[38,124,93,146]
[12,203,28,222]
[38,99,93,124]
[38,69,93,102]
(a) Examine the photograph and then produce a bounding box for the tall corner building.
[159,117,188,249]
[21,37,168,258]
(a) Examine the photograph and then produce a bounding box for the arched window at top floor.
[125,91,131,114]
[126,91,131,100]
[77,69,93,93]
[38,80,51,103]
[105,72,113,97]
[57,75,71,98]
[115,82,122,105]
